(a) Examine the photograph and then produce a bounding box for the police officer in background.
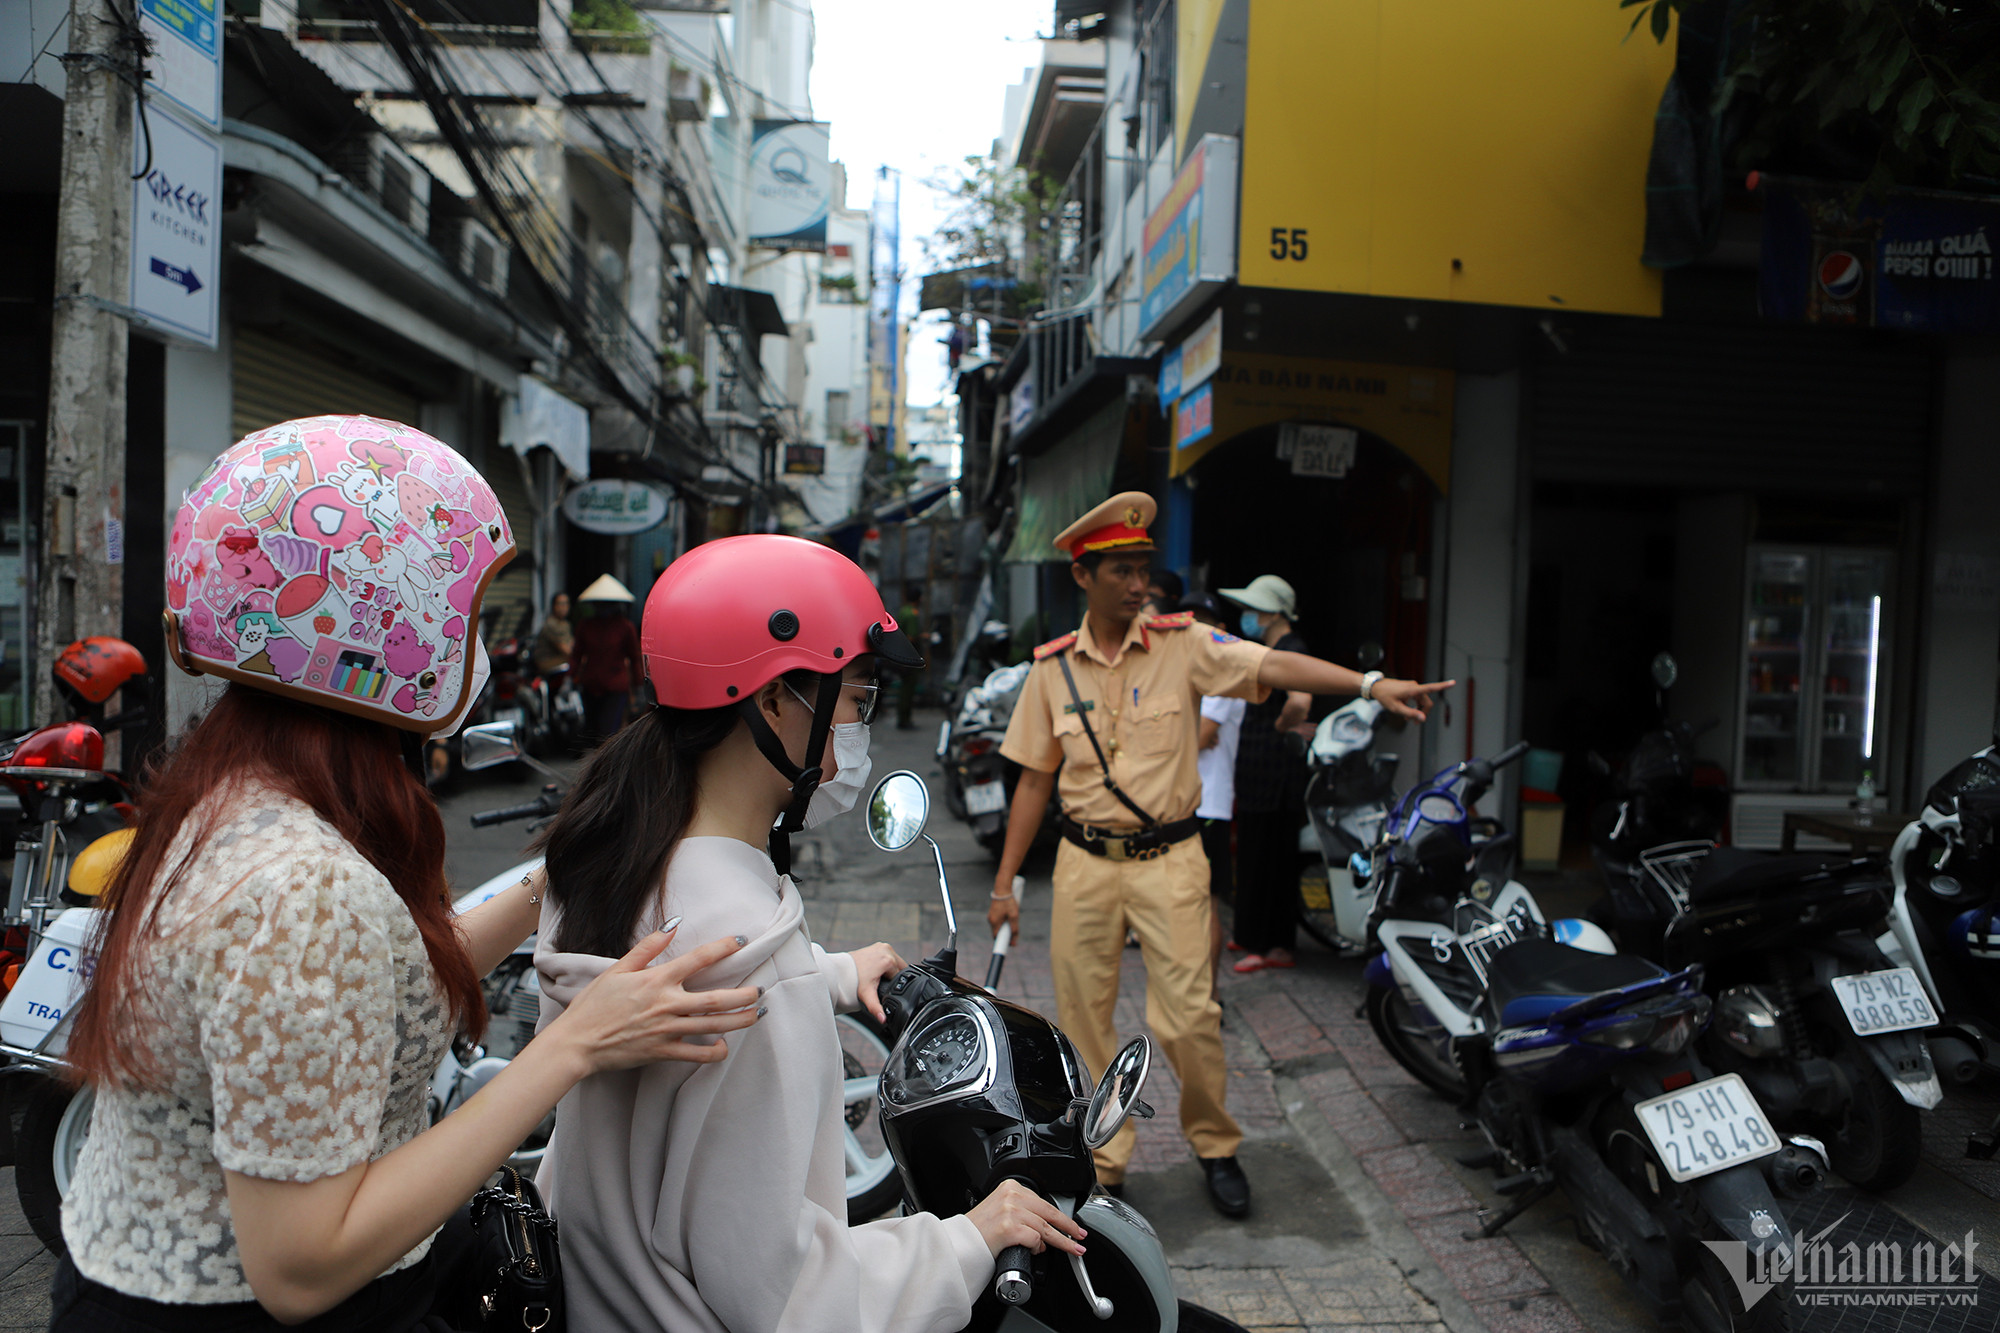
[988,493,1452,1216]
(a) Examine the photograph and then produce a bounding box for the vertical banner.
[750,121,832,252]
[129,109,221,346]
[139,0,221,127]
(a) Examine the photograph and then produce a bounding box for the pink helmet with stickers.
[164,415,514,734]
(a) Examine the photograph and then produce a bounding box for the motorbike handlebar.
[471,800,547,828]
[994,1245,1034,1305]
[985,921,1013,990]
[1491,740,1532,770]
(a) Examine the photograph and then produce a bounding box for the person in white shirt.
[1185,594,1247,991]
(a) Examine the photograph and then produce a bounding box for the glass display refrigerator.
[1737,547,1894,795]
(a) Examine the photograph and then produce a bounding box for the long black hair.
[533,669,818,957]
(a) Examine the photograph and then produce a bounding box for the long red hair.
[65,686,486,1089]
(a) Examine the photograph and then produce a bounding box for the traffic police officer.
[988,492,1452,1216]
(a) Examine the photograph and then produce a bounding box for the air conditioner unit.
[366,134,431,236]
[454,217,509,299]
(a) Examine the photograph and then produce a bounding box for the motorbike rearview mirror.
[460,721,523,772]
[866,771,959,972]
[866,771,931,851]
[1082,1036,1154,1150]
[1650,652,1679,691]
[1357,641,1386,671]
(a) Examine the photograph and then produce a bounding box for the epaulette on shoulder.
[1147,611,1195,629]
[1033,631,1079,661]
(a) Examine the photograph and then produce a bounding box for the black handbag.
[441,1166,564,1333]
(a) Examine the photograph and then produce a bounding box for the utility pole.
[38,0,138,724]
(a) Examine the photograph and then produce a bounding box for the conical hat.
[578,573,635,602]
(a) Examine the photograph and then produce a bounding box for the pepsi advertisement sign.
[1760,178,1998,333]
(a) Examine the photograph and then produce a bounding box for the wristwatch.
[1360,670,1385,700]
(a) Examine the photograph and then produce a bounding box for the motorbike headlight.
[882,1000,996,1109]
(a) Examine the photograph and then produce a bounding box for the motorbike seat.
[1484,939,1666,1027]
[1683,846,1851,905]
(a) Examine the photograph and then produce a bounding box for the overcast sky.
[809,0,1052,407]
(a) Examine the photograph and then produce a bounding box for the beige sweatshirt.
[534,836,993,1333]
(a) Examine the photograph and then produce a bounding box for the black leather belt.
[1058,815,1201,862]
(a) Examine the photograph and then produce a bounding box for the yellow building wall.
[1238,0,1672,316]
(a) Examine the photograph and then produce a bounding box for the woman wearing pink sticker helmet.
[527,534,1085,1333]
[57,417,760,1332]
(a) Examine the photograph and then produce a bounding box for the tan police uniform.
[999,493,1271,1181]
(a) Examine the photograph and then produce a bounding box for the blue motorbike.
[1361,745,1822,1332]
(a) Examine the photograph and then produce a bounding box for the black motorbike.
[1589,657,1938,1192]
[1589,655,1730,917]
[1603,842,1939,1193]
[863,770,1247,1333]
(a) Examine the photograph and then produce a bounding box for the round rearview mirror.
[867,770,931,852]
[1650,652,1679,691]
[1356,641,1386,671]
[1083,1036,1153,1150]
[460,720,523,772]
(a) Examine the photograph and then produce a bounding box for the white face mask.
[437,637,491,739]
[804,721,872,828]
[785,681,873,829]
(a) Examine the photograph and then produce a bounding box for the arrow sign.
[149,257,202,294]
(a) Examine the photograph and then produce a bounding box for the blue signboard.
[1760,179,1999,334]
[1158,345,1183,405]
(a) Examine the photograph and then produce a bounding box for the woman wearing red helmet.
[54,418,760,1333]
[530,534,1085,1333]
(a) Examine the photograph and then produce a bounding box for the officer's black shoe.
[1199,1155,1250,1217]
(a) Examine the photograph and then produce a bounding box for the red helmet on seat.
[642,535,921,708]
[53,637,147,706]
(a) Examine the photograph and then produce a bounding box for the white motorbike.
[1880,739,2000,1085]
[1297,693,1398,953]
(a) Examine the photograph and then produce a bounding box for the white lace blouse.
[62,781,453,1304]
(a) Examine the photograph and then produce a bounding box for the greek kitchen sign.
[129,109,220,346]
[562,479,669,535]
[1760,177,1999,333]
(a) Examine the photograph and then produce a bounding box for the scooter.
[1882,736,2000,1085]
[1298,692,1397,953]
[864,769,1248,1333]
[938,658,1057,861]
[1362,745,1821,1331]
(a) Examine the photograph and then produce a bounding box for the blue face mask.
[1239,610,1264,639]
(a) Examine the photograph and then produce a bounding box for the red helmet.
[53,637,147,706]
[642,535,920,708]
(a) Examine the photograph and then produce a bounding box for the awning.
[708,284,789,338]
[1002,397,1123,562]
[500,376,591,478]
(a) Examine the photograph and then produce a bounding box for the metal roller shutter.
[231,326,423,440]
[1531,320,1934,497]
[481,449,537,639]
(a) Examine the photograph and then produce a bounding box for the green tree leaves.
[1621,0,2000,191]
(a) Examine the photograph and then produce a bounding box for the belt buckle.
[1103,835,1128,862]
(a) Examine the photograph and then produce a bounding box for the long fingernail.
[735,934,748,946]
[661,915,684,934]
[757,985,766,997]
[755,1005,768,1018]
